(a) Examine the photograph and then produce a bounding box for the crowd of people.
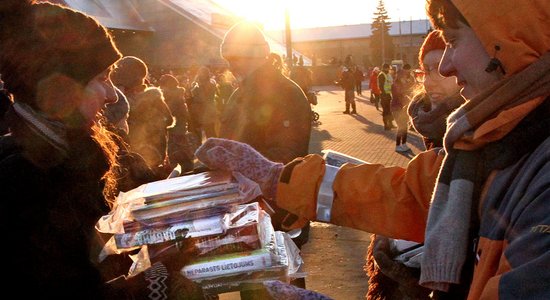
[340,57,420,153]
[0,0,548,299]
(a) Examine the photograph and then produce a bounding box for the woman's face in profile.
[422,49,461,104]
[79,68,117,128]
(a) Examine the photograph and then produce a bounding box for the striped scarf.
[11,102,69,156]
[420,51,550,292]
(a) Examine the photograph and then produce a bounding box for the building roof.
[48,0,153,31]
[267,19,433,43]
[159,0,311,64]
[54,0,312,65]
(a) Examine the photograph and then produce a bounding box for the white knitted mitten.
[195,138,283,199]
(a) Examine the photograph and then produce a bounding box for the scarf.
[420,51,550,292]
[12,102,69,156]
[408,92,465,141]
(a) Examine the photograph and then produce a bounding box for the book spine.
[181,250,273,280]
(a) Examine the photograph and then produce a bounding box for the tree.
[370,0,395,66]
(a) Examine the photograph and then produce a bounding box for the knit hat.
[0,1,122,109]
[418,30,446,70]
[158,74,180,89]
[220,21,270,60]
[111,56,149,91]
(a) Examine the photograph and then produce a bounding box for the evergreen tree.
[370,0,395,66]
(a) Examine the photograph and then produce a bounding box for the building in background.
[48,0,309,76]
[266,20,432,68]
[44,1,428,85]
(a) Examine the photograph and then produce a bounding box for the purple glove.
[263,280,334,300]
[195,138,283,200]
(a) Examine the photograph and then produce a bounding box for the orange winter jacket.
[276,129,550,299]
[277,150,443,243]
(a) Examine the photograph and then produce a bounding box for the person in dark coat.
[158,74,195,172]
[354,66,365,95]
[0,1,202,298]
[337,66,357,114]
[111,56,175,178]
[189,66,219,144]
[218,20,313,293]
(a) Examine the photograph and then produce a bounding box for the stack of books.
[97,170,303,295]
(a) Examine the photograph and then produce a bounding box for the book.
[198,265,288,296]
[130,191,242,221]
[190,231,296,295]
[115,215,224,248]
[189,202,269,257]
[181,249,273,280]
[144,182,240,204]
[122,206,230,232]
[131,187,239,212]
[119,170,235,205]
[321,149,367,167]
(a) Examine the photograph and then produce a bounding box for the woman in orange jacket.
[196,0,550,298]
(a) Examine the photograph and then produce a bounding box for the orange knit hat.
[418,30,446,70]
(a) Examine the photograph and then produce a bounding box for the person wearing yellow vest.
[377,63,396,130]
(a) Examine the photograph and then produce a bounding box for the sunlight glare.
[214,0,429,30]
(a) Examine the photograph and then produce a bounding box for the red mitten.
[195,138,283,200]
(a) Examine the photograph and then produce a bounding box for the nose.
[438,47,455,78]
[423,73,436,91]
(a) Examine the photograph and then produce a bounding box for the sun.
[213,0,430,30]
[213,0,336,30]
[214,0,286,29]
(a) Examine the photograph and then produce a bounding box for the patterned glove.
[195,138,283,200]
[143,262,204,300]
[263,280,334,300]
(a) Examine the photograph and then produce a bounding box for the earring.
[485,45,505,74]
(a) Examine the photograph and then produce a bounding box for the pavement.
[221,84,424,300]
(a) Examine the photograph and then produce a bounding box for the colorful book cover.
[115,215,224,248]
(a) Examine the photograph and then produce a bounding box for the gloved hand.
[155,239,204,299]
[119,247,204,300]
[195,138,283,200]
[143,261,204,300]
[263,280,333,300]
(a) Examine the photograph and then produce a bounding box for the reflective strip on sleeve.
[316,164,339,222]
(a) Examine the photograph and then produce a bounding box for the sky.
[213,0,429,30]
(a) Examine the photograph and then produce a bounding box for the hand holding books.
[195,138,283,200]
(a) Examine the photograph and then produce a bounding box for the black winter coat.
[220,63,312,164]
